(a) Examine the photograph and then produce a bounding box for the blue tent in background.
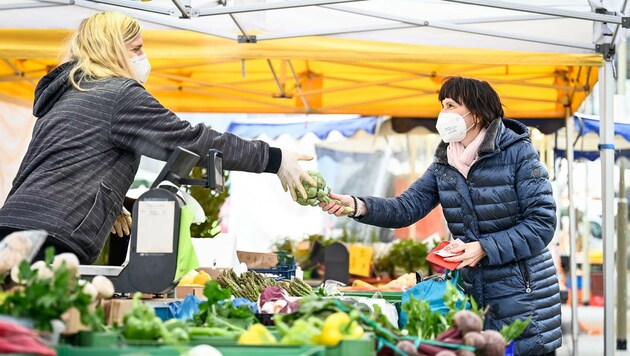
[226,116,379,140]
[554,114,630,161]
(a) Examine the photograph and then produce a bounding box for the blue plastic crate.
[144,300,175,321]
[252,262,297,280]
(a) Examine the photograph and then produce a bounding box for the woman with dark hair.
[322,76,561,355]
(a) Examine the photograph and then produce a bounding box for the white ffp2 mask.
[130,54,151,83]
[436,111,474,143]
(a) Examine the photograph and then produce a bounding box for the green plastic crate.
[189,335,239,347]
[66,328,374,356]
[216,345,325,356]
[325,337,375,356]
[56,344,325,356]
[188,335,375,356]
[56,345,182,356]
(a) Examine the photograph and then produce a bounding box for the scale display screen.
[136,200,175,254]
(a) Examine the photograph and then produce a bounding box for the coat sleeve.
[477,142,557,266]
[357,164,440,228]
[109,80,273,173]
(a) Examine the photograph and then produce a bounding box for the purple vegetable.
[258,286,289,307]
[258,286,299,314]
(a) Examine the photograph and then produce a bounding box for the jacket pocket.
[518,260,532,294]
[71,182,122,259]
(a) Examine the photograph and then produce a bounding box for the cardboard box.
[102,297,180,325]
[175,285,205,299]
[103,299,134,326]
[61,307,89,335]
[236,251,278,269]
[197,267,229,279]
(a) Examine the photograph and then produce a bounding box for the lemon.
[193,271,211,285]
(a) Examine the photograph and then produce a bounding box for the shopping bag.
[175,205,200,281]
[399,269,467,328]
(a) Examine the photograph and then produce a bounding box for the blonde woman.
[0,12,314,264]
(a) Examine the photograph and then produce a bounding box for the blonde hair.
[65,12,141,89]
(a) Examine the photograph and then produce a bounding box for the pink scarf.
[447,128,487,178]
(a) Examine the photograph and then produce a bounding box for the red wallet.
[426,241,462,270]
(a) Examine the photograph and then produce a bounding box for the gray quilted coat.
[359,118,562,355]
[0,62,278,264]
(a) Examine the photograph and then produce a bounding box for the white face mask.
[130,54,151,83]
[435,111,474,143]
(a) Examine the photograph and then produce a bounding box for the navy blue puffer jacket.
[359,118,561,355]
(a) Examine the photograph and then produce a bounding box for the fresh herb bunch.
[389,238,429,275]
[402,280,482,340]
[501,316,532,342]
[0,247,100,331]
[193,280,256,333]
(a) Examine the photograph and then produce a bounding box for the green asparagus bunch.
[216,270,314,301]
[296,171,354,215]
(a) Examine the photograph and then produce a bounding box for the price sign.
[349,244,373,277]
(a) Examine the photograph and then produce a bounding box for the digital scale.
[79,147,223,295]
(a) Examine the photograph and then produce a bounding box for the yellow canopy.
[0,29,601,118]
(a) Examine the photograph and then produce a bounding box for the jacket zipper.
[518,260,532,293]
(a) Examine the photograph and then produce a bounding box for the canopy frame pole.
[318,91,424,111]
[229,14,256,43]
[257,13,562,41]
[287,60,312,113]
[1,1,69,10]
[324,61,589,92]
[440,0,627,25]
[74,0,173,15]
[321,4,592,50]
[565,112,579,356]
[294,74,431,96]
[1,59,36,86]
[72,0,236,39]
[172,86,299,110]
[599,59,616,356]
[170,0,190,18]
[150,72,272,96]
[196,0,366,17]
[267,60,288,99]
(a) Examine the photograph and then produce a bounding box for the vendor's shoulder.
[102,77,149,98]
[103,76,141,88]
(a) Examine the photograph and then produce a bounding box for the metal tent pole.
[599,60,616,356]
[566,113,579,356]
[616,34,628,352]
[618,157,628,351]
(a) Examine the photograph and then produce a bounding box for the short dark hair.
[438,77,505,127]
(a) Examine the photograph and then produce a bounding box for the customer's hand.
[444,241,486,268]
[276,149,316,201]
[320,192,354,217]
[111,206,132,237]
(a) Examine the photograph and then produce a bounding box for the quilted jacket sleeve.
[357,163,440,228]
[110,80,272,173]
[477,142,557,266]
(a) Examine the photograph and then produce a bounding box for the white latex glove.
[276,149,316,201]
[111,206,132,237]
